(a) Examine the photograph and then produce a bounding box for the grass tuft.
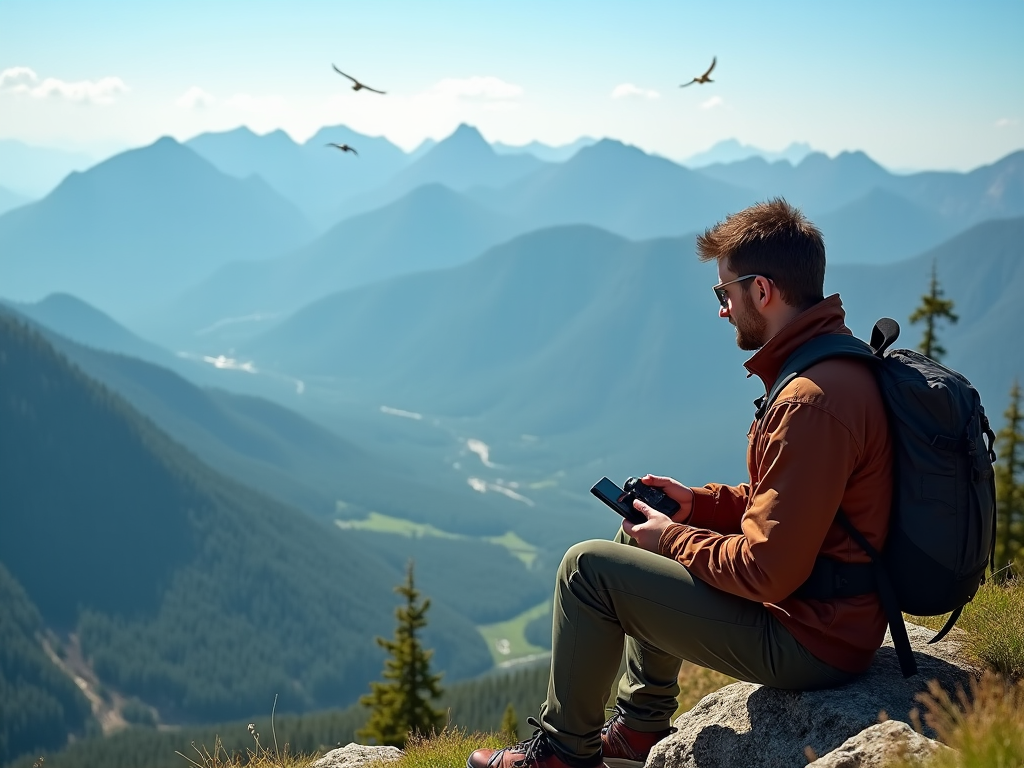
[176,729,319,768]
[906,576,1024,680]
[887,673,1024,768]
[375,728,507,768]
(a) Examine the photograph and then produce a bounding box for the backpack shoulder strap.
[755,332,879,420]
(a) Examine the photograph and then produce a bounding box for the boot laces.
[509,717,555,767]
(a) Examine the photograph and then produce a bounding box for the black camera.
[622,477,680,516]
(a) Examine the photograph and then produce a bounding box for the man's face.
[717,262,768,351]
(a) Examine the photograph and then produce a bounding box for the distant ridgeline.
[0,315,496,765]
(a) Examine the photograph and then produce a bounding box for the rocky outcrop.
[311,742,403,768]
[806,721,953,767]
[648,623,976,768]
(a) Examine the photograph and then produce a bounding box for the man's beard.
[734,290,769,350]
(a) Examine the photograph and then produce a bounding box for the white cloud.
[700,95,724,110]
[611,83,660,100]
[424,76,524,102]
[176,86,215,110]
[995,117,1019,128]
[225,93,288,113]
[0,66,128,104]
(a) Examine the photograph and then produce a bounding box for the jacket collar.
[743,294,851,390]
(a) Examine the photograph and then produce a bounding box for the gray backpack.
[756,318,997,677]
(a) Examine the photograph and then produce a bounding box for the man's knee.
[558,539,619,585]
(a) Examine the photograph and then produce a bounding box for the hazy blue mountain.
[815,187,958,264]
[828,216,1024,406]
[0,136,315,320]
[337,124,548,219]
[492,136,597,162]
[408,136,437,160]
[0,183,32,215]
[697,149,1024,227]
[478,138,753,239]
[0,138,97,197]
[681,138,815,168]
[0,313,494,723]
[1,298,551,538]
[3,292,172,364]
[152,183,522,344]
[238,225,753,489]
[886,150,1024,226]
[697,150,895,215]
[186,124,410,228]
[239,218,1023,494]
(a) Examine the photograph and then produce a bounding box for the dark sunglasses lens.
[714,287,728,307]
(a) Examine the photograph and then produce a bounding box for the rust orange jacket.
[659,295,892,673]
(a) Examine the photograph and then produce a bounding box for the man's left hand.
[622,499,676,553]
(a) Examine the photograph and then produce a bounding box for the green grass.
[380,729,508,768]
[335,513,540,567]
[885,674,1024,768]
[482,531,539,568]
[906,576,1024,680]
[477,601,551,666]
[335,512,462,540]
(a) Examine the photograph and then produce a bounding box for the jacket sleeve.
[686,483,751,534]
[659,400,860,603]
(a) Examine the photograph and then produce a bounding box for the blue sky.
[1,0,1022,169]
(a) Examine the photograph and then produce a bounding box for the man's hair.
[696,198,826,310]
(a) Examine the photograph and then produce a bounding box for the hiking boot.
[468,718,604,768]
[600,706,676,768]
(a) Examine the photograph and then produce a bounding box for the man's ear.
[754,276,772,306]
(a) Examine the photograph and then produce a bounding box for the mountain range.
[186,125,411,229]
[232,216,1024,493]
[152,183,522,343]
[0,138,98,198]
[0,137,314,320]
[680,138,815,168]
[0,312,503,733]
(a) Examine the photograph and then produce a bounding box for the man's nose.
[719,303,731,319]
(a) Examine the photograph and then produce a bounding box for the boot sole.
[604,758,645,768]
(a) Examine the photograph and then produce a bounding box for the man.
[468,199,892,768]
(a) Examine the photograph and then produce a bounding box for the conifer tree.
[994,379,1024,580]
[358,561,445,747]
[909,259,958,361]
[501,703,520,741]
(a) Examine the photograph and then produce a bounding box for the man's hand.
[639,474,694,523]
[622,500,676,553]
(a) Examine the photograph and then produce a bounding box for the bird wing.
[332,64,358,85]
[679,80,696,88]
[362,85,386,94]
[348,146,359,155]
[702,57,717,78]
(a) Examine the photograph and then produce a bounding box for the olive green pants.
[537,530,856,763]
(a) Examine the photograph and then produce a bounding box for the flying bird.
[332,64,386,94]
[680,57,716,88]
[326,143,359,156]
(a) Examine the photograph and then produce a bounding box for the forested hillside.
[0,315,492,752]
[6,664,550,768]
[0,563,95,765]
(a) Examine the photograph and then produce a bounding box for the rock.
[311,742,404,768]
[648,623,977,768]
[806,720,953,767]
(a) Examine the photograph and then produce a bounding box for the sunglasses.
[712,274,769,309]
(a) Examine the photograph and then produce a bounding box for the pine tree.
[501,703,520,741]
[994,379,1024,581]
[357,561,446,747]
[909,259,958,361]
